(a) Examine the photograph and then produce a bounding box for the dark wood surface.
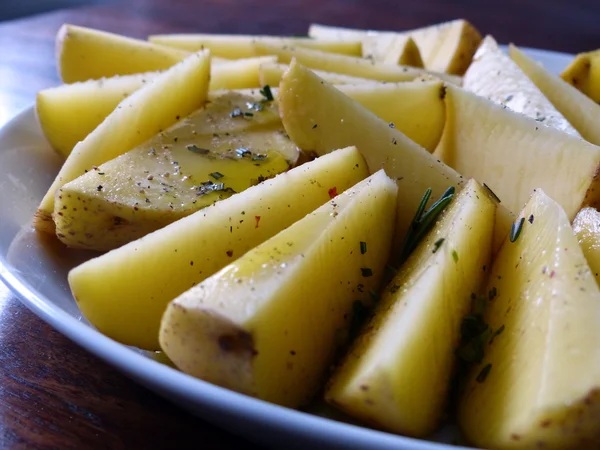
[0,0,598,448]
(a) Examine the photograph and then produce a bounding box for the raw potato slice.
[54,128,293,251]
[308,19,482,75]
[326,179,496,437]
[159,170,398,407]
[36,72,160,158]
[68,146,369,350]
[459,189,600,450]
[335,81,446,152]
[33,50,211,233]
[509,45,600,146]
[463,36,578,136]
[252,42,461,84]
[57,24,190,83]
[435,84,600,223]
[561,49,600,103]
[259,62,376,86]
[573,207,600,285]
[148,34,362,58]
[362,35,424,66]
[278,60,464,251]
[210,56,277,90]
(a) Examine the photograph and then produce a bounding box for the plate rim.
[0,45,574,449]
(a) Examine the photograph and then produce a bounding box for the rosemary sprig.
[399,186,455,262]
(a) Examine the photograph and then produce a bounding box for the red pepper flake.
[550,270,556,278]
[328,187,338,199]
[255,216,261,228]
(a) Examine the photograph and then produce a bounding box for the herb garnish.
[510,217,525,243]
[452,250,459,262]
[210,172,224,180]
[260,85,274,101]
[360,241,367,254]
[361,268,373,277]
[399,186,455,262]
[187,144,210,154]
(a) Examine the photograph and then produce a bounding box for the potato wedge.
[259,62,376,87]
[34,50,211,234]
[148,34,362,58]
[560,49,600,103]
[278,60,464,251]
[458,189,600,450]
[69,146,369,350]
[55,128,293,251]
[463,36,578,136]
[252,42,461,84]
[509,45,600,146]
[309,19,482,75]
[326,179,495,437]
[36,72,159,158]
[435,84,600,224]
[573,207,600,286]
[160,170,398,407]
[335,81,446,152]
[363,35,424,66]
[57,24,190,83]
[210,56,277,90]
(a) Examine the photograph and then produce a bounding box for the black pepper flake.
[260,85,274,101]
[244,112,254,117]
[433,238,445,253]
[226,250,233,257]
[312,124,318,129]
[388,122,395,128]
[476,363,492,383]
[528,214,534,224]
[361,268,373,277]
[97,185,103,191]
[98,172,105,175]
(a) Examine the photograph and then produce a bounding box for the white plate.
[0,46,573,449]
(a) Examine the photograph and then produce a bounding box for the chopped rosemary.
[476,363,492,383]
[399,186,455,262]
[452,250,459,262]
[433,238,445,253]
[260,85,274,101]
[510,217,525,243]
[360,241,367,254]
[210,172,224,180]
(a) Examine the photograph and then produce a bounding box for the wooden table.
[0,0,598,448]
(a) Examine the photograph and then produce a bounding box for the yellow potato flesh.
[560,49,600,103]
[148,34,362,58]
[573,207,600,286]
[278,61,464,253]
[68,146,369,350]
[436,84,600,226]
[209,56,277,90]
[258,62,376,87]
[160,170,398,407]
[34,50,211,233]
[55,128,293,251]
[464,36,578,136]
[308,19,482,75]
[459,189,600,450]
[252,42,461,84]
[36,72,160,158]
[326,179,495,437]
[509,45,600,146]
[57,24,190,83]
[362,35,423,66]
